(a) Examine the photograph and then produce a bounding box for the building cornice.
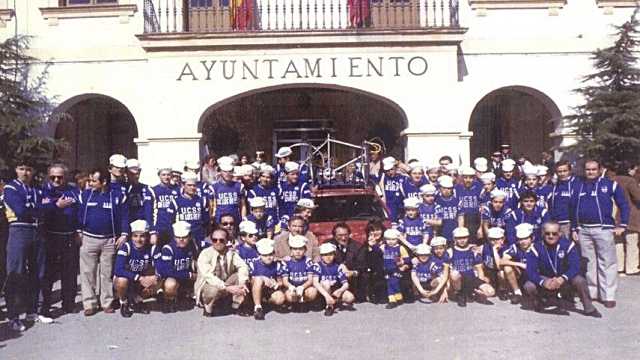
[596,0,639,7]
[468,0,567,16]
[39,4,137,26]
[136,28,467,52]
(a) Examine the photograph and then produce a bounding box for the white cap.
[430,236,447,247]
[217,156,234,172]
[536,165,549,177]
[460,166,476,176]
[426,165,440,173]
[474,157,488,172]
[480,172,496,184]
[284,161,299,173]
[256,238,275,255]
[420,184,437,195]
[490,189,507,199]
[382,156,396,171]
[109,154,127,168]
[288,235,307,249]
[523,165,538,178]
[171,163,184,174]
[319,242,337,255]
[185,160,200,171]
[415,243,432,255]
[384,228,401,239]
[409,161,424,172]
[126,158,141,172]
[452,227,470,238]
[438,175,454,188]
[502,159,516,172]
[445,163,458,174]
[172,221,191,237]
[130,220,149,233]
[487,227,505,239]
[260,164,275,175]
[515,223,534,239]
[239,164,254,177]
[296,198,317,209]
[248,197,267,208]
[403,197,421,209]
[239,220,258,235]
[275,146,293,158]
[181,171,198,183]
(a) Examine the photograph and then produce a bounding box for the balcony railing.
[143,0,460,33]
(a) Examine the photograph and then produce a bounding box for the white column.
[405,131,473,167]
[135,135,202,185]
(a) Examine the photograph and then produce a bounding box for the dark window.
[311,195,387,223]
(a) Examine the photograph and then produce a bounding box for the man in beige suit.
[195,228,251,317]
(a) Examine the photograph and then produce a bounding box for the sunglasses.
[220,222,234,226]
[211,237,227,243]
[49,175,64,181]
[544,232,558,236]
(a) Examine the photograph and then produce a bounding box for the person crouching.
[156,221,197,313]
[281,235,318,311]
[313,243,355,316]
[250,238,286,320]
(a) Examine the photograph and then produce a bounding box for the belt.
[82,231,114,239]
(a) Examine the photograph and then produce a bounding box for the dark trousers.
[523,275,595,313]
[42,233,79,311]
[5,226,47,319]
[359,271,386,303]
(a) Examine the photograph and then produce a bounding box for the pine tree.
[566,6,640,170]
[0,36,65,179]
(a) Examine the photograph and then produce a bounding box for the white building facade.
[0,0,636,184]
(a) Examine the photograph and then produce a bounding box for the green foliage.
[0,36,65,179]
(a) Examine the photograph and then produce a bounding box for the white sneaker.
[9,319,26,332]
[26,313,54,324]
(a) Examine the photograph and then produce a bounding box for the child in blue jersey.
[250,239,286,320]
[381,229,411,309]
[448,227,495,307]
[379,157,406,222]
[169,172,210,251]
[501,223,534,305]
[507,191,550,244]
[237,221,260,264]
[411,243,448,303]
[281,235,319,309]
[481,227,509,300]
[426,236,451,302]
[397,197,430,250]
[478,172,497,205]
[245,195,275,239]
[211,157,246,226]
[277,162,311,222]
[480,190,513,242]
[313,243,355,316]
[114,220,159,317]
[496,160,520,209]
[419,184,443,235]
[157,221,197,313]
[436,175,463,244]
[401,162,429,201]
[248,165,279,225]
[150,167,180,246]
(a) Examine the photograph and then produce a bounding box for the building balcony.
[142,0,460,33]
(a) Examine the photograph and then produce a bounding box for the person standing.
[4,162,52,331]
[41,163,80,315]
[378,157,406,223]
[570,160,629,308]
[77,168,129,316]
[169,172,210,251]
[149,167,180,246]
[211,156,246,226]
[277,162,311,223]
[609,164,640,275]
[124,159,153,225]
[547,160,579,238]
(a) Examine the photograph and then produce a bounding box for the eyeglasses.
[211,237,227,243]
[246,233,257,237]
[544,232,558,236]
[220,222,234,226]
[49,176,64,181]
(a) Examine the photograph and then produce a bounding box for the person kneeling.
[411,239,449,303]
[195,228,251,317]
[250,239,286,320]
[449,227,495,307]
[156,221,197,313]
[281,235,318,311]
[314,243,355,316]
[500,223,535,305]
[113,220,159,317]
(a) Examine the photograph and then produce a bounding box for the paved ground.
[1,277,640,360]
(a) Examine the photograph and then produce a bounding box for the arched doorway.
[469,86,562,163]
[51,94,138,172]
[198,85,408,163]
